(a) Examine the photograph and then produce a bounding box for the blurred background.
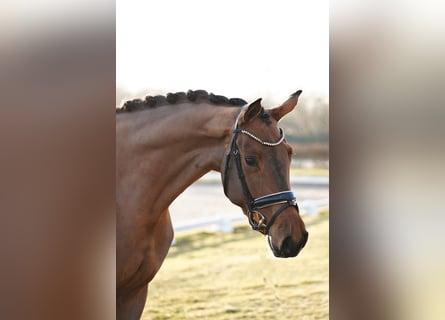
[116,0,328,101]
[3,0,444,319]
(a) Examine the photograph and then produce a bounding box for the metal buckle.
[248,211,268,234]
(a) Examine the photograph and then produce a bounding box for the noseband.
[222,106,299,235]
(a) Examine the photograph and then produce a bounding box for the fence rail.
[171,173,328,240]
[172,198,329,236]
[199,172,329,187]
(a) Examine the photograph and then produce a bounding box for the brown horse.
[116,90,308,319]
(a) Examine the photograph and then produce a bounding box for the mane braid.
[116,89,247,113]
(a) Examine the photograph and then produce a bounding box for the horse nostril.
[280,231,309,257]
[281,236,296,257]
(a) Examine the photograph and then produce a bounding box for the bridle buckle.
[248,211,267,234]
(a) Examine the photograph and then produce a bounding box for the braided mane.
[116,90,247,113]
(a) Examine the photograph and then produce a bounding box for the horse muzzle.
[268,230,309,258]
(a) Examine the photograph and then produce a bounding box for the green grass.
[142,213,329,319]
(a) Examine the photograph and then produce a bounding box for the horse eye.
[245,156,259,167]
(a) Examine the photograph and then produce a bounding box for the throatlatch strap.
[222,105,247,197]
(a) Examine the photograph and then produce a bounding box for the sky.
[117,0,328,105]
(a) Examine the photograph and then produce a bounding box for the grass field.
[142,212,329,319]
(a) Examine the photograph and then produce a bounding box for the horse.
[116,89,308,319]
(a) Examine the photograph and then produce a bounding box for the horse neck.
[117,103,238,213]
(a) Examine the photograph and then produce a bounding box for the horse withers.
[116,90,308,319]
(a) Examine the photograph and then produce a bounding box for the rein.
[222,106,299,235]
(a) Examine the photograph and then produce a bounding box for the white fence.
[200,172,329,186]
[173,197,329,235]
[173,199,329,233]
[171,175,328,236]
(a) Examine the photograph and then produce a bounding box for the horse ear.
[271,90,302,121]
[243,98,262,123]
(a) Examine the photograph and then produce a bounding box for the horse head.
[222,90,308,257]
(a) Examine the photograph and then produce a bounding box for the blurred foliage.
[279,95,329,144]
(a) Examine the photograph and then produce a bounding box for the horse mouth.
[267,231,309,258]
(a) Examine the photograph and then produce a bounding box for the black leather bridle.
[222,106,299,235]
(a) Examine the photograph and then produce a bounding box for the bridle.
[222,105,299,235]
